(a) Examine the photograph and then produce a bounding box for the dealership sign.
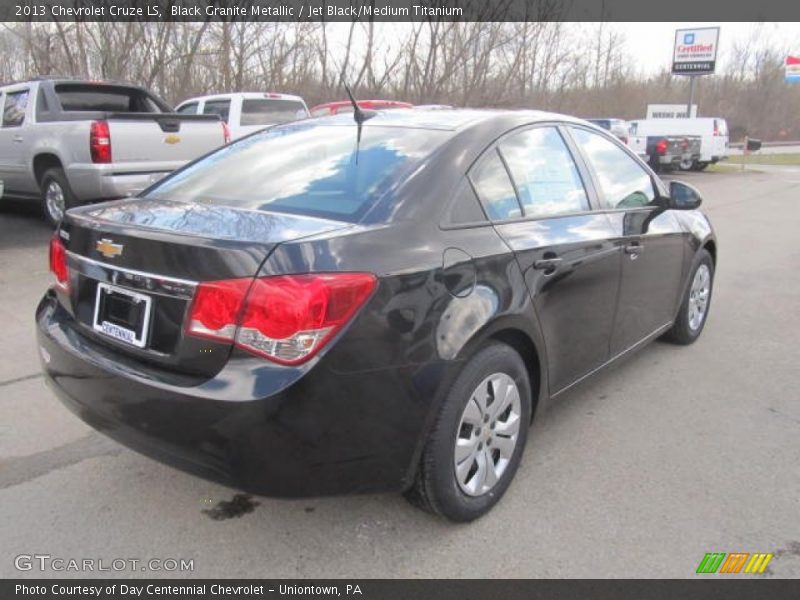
[672,27,720,75]
[786,56,800,83]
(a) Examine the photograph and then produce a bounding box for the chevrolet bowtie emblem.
[96,238,123,259]
[164,134,181,145]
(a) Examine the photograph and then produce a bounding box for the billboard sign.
[672,27,720,75]
[646,104,698,119]
[786,56,800,83]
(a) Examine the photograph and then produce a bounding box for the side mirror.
[667,181,703,210]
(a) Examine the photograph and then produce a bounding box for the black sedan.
[37,109,716,521]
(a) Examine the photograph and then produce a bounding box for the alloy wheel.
[688,264,711,331]
[45,181,66,223]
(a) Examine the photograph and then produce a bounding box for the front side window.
[146,122,450,222]
[2,90,29,127]
[203,100,231,123]
[499,127,589,218]
[469,150,521,221]
[571,127,656,209]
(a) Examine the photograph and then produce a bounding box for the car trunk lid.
[57,198,349,377]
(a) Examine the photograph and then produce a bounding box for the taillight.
[221,121,231,144]
[90,120,112,163]
[187,273,376,365]
[187,278,252,341]
[49,234,69,292]
[655,138,668,155]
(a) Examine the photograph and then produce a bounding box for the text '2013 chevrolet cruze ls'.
[37,109,716,521]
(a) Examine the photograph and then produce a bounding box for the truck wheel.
[679,158,693,171]
[692,161,709,171]
[40,168,76,226]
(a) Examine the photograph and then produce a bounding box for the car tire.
[663,249,714,345]
[692,161,709,171]
[405,342,532,522]
[679,157,694,171]
[40,168,77,226]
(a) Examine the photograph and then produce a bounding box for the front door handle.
[533,257,563,271]
[12,135,23,143]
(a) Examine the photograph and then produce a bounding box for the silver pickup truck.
[0,78,228,224]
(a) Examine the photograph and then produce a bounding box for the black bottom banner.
[4,579,800,600]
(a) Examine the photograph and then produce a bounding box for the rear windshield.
[241,98,308,125]
[55,84,164,113]
[145,122,450,222]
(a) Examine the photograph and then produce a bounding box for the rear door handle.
[533,257,563,271]
[624,241,644,258]
[12,135,23,143]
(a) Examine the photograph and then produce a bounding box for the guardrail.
[729,140,800,149]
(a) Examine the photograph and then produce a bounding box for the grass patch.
[705,163,743,173]
[726,153,800,166]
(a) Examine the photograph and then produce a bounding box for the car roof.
[309,108,587,132]
[178,92,305,105]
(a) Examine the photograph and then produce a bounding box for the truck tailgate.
[106,114,225,163]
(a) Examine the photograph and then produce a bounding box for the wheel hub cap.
[688,264,710,331]
[454,372,522,496]
[45,181,65,222]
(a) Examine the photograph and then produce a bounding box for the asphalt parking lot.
[1,167,799,579]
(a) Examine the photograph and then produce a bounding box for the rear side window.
[146,122,450,222]
[2,90,29,127]
[55,85,162,113]
[499,127,589,218]
[571,127,655,209]
[203,100,231,123]
[176,102,198,114]
[241,99,307,126]
[469,150,521,221]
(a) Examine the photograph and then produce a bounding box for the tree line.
[1,21,797,140]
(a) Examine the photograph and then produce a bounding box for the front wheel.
[663,249,714,345]
[405,342,532,522]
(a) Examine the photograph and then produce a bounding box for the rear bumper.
[65,162,184,202]
[36,292,439,497]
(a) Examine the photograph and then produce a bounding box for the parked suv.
[0,78,228,224]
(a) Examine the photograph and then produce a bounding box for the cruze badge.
[96,238,123,259]
[164,134,181,145]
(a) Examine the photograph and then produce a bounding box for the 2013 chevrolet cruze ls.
[37,109,716,521]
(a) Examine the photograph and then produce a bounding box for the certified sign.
[672,27,720,75]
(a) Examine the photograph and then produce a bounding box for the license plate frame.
[92,282,152,349]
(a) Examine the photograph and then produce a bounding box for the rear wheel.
[40,168,77,226]
[405,342,532,522]
[679,157,694,170]
[663,250,714,345]
[692,161,709,171]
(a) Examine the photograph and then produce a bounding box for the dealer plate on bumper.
[92,283,152,348]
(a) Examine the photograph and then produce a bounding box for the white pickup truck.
[175,92,309,140]
[0,78,228,224]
